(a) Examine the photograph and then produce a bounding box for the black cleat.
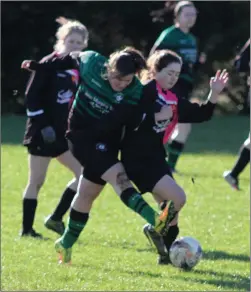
[223,170,240,190]
[44,215,65,236]
[20,228,43,239]
[143,223,168,256]
[158,254,171,265]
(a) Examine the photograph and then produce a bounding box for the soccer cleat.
[55,238,72,264]
[158,254,171,265]
[44,215,65,235]
[143,224,167,256]
[154,201,177,235]
[20,228,43,239]
[223,170,240,190]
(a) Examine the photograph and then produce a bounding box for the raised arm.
[178,69,229,123]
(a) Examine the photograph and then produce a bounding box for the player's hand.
[155,105,173,121]
[21,60,33,71]
[41,126,56,144]
[210,69,229,94]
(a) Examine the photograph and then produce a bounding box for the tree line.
[2,1,250,113]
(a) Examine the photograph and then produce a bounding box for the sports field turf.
[1,114,250,291]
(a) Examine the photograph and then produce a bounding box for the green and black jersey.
[29,50,144,138]
[151,25,198,84]
[71,50,143,132]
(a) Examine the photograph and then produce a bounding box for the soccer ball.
[169,236,202,270]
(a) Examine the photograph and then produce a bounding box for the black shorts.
[67,130,119,185]
[23,120,68,157]
[171,78,194,100]
[122,156,173,194]
[27,138,68,157]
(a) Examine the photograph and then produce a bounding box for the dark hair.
[141,50,182,82]
[107,47,146,77]
[174,1,196,17]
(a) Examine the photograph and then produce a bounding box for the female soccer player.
[223,133,250,190]
[121,49,228,264]
[20,17,88,238]
[223,39,250,190]
[150,1,206,172]
[24,47,174,263]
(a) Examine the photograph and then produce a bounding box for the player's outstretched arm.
[178,69,229,123]
[21,53,79,72]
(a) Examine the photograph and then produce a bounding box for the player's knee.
[175,188,186,210]
[73,166,82,180]
[67,177,79,191]
[115,171,132,192]
[29,175,46,191]
[78,180,100,202]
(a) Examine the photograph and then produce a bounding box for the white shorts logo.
[96,143,107,152]
[57,90,73,104]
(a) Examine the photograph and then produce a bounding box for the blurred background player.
[20,17,88,238]
[223,133,250,190]
[150,1,206,172]
[234,38,250,115]
[223,38,250,190]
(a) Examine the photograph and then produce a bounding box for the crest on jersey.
[114,93,124,102]
[96,143,107,152]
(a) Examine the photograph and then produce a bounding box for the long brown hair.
[106,46,147,77]
[140,49,182,83]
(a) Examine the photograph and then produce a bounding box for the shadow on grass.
[120,269,162,278]
[79,263,163,279]
[176,269,250,291]
[136,247,154,253]
[78,239,250,264]
[203,250,250,262]
[15,235,52,241]
[170,249,250,290]
[78,240,138,250]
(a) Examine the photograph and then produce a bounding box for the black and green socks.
[165,141,185,170]
[22,198,37,233]
[120,188,157,226]
[51,187,76,221]
[61,208,89,249]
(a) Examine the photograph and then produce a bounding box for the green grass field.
[1,115,250,291]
